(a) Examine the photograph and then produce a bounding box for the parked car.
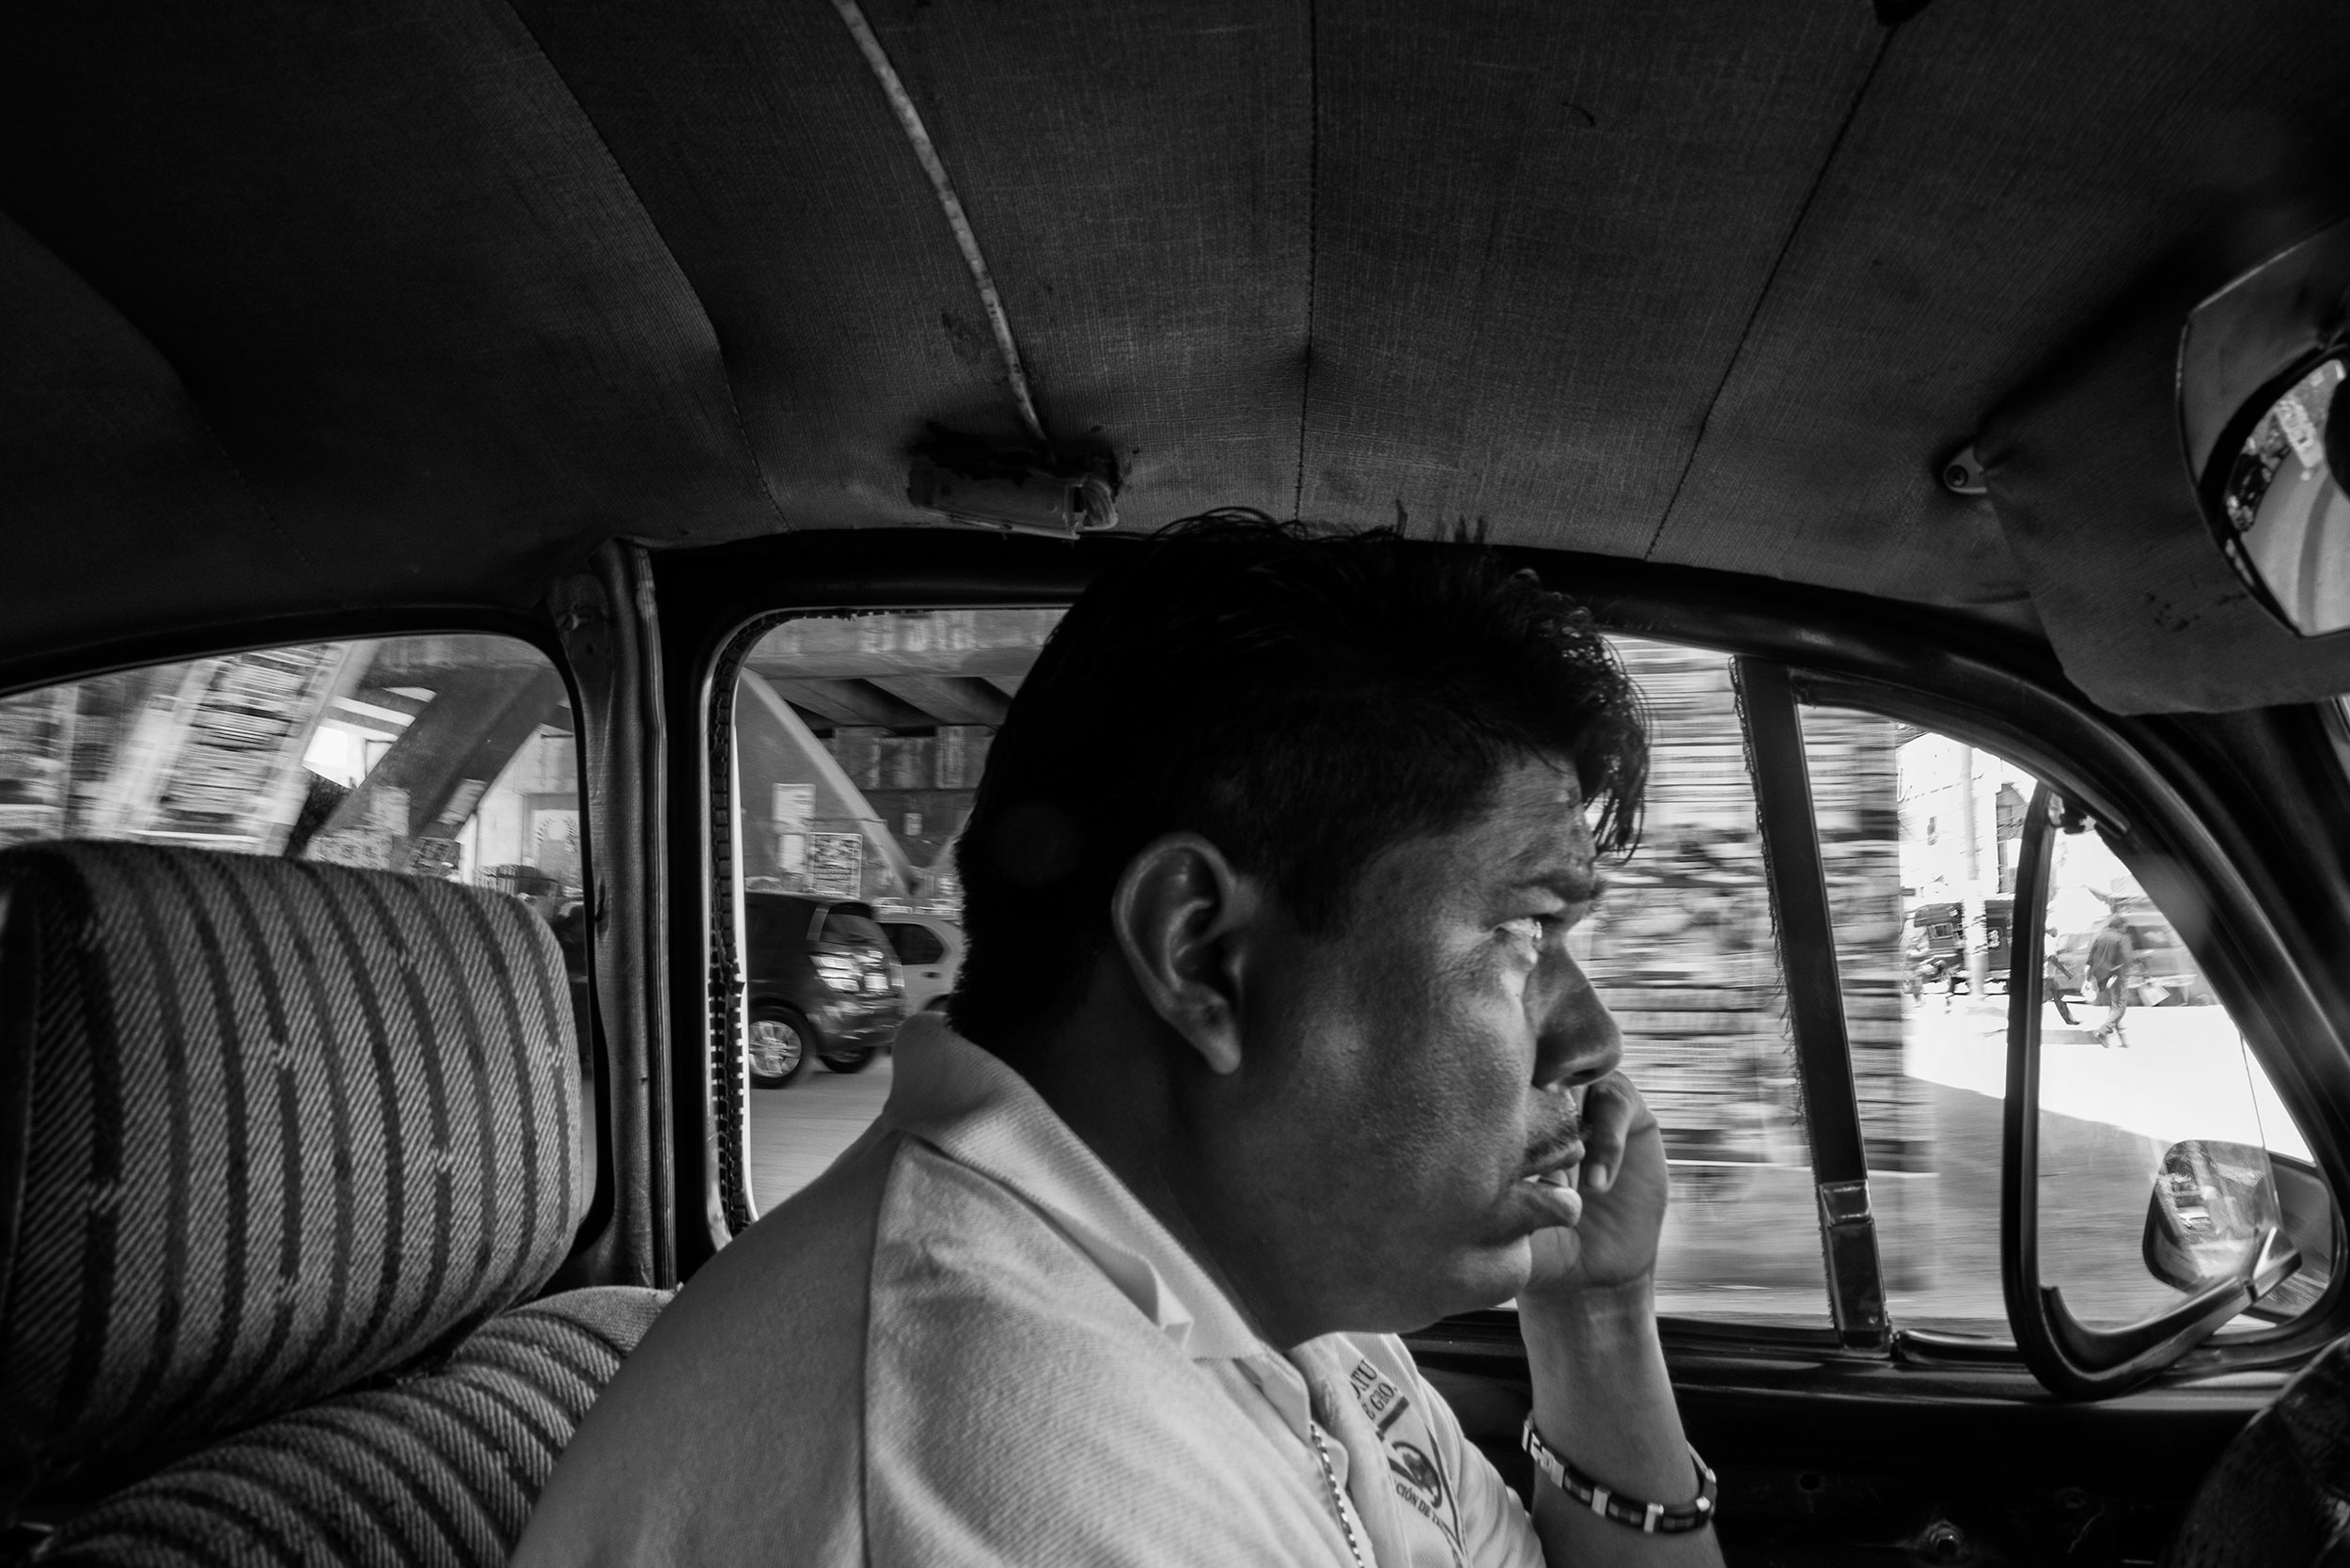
[878,913,964,1015]
[743,893,903,1087]
[1906,898,2013,996]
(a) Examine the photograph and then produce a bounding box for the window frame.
[1787,668,2350,1377]
[0,608,625,1285]
[660,529,2350,1398]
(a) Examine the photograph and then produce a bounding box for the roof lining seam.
[1292,0,1319,524]
[494,0,792,533]
[0,203,314,581]
[831,0,1050,448]
[1639,26,1899,562]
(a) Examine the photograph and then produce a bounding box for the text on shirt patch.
[1350,1357,1408,1434]
[1350,1357,1467,1564]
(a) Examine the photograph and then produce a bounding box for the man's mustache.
[1520,1113,1586,1178]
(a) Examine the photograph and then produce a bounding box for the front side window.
[723,619,1824,1330]
[1570,637,1819,1324]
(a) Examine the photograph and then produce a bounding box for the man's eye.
[1498,917,1546,948]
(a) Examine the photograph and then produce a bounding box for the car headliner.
[4,2,2349,711]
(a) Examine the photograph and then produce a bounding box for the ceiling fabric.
[0,0,777,666]
[1966,2,2350,713]
[1,1,2348,708]
[1297,4,1884,561]
[1659,0,2350,646]
[509,0,1312,530]
[1982,262,2350,714]
[0,213,289,661]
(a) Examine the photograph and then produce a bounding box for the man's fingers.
[1577,1075,1635,1194]
[1574,1073,1658,1195]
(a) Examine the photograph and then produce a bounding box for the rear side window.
[0,633,590,1049]
[885,921,948,964]
[1,635,571,873]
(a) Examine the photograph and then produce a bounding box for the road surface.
[747,1052,894,1215]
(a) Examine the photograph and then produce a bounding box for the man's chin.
[1424,1237,1537,1319]
[1310,1240,1535,1337]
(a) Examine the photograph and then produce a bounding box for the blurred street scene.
[7,616,2306,1338]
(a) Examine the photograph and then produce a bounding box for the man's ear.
[1108,833,1261,1075]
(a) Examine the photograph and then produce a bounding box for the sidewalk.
[1899,996,2304,1158]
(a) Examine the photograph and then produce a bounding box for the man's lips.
[1517,1168,1584,1228]
[1515,1122,1586,1226]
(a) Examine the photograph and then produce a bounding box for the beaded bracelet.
[1520,1414,1718,1535]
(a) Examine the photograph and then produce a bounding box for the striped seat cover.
[34,1287,670,1567]
[0,842,635,1549]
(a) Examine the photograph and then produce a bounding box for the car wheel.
[819,1043,878,1074]
[746,1006,810,1088]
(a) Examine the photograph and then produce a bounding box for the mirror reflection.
[2216,357,2350,635]
[2141,1139,2290,1294]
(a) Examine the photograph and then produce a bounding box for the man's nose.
[1534,958,1622,1090]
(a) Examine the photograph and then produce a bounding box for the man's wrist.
[1518,1273,1659,1344]
[1517,1273,1696,1509]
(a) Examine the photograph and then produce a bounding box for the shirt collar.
[881,1012,1268,1362]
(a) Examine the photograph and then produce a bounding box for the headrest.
[0,842,586,1513]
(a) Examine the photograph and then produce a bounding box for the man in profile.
[521,514,1723,1566]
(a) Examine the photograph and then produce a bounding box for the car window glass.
[1575,638,1823,1325]
[0,635,595,1160]
[821,907,888,946]
[1800,708,2323,1337]
[726,619,1828,1326]
[885,921,947,964]
[728,609,1058,1215]
[2030,818,2324,1333]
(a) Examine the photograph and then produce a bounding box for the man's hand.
[1523,1071,1668,1297]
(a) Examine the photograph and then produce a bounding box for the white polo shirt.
[519,1014,1545,1567]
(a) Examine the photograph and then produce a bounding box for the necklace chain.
[1308,1420,1370,1568]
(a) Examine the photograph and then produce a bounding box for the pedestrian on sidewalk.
[2042,946,2077,1027]
[2087,913,2136,1046]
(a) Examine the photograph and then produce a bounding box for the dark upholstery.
[9,7,2350,711]
[33,1287,668,1567]
[0,842,625,1536]
[2161,1331,2350,1568]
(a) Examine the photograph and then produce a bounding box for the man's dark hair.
[949,510,1647,1047]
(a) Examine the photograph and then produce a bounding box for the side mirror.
[2142,1139,2300,1302]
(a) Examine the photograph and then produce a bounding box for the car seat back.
[0,843,664,1563]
